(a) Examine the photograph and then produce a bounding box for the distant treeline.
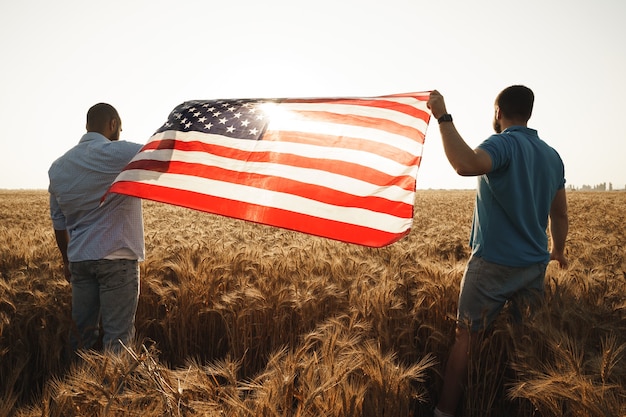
[568,182,624,191]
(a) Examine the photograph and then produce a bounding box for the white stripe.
[259,102,424,153]
[116,170,413,233]
[266,119,422,154]
[149,130,422,173]
[132,148,417,205]
[276,99,429,132]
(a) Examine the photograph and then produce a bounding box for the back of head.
[86,103,120,133]
[496,85,534,122]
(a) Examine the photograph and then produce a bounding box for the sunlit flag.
[107,93,432,247]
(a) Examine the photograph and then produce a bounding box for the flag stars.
[156,99,267,139]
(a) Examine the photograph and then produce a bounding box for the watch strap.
[437,114,453,124]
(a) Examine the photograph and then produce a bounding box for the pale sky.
[1,0,624,190]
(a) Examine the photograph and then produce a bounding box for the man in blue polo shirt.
[427,86,569,417]
[48,103,144,354]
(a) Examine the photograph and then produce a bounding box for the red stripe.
[261,129,419,166]
[150,120,420,166]
[384,92,431,100]
[283,97,431,123]
[124,159,414,218]
[109,182,408,247]
[283,110,426,144]
[139,139,418,191]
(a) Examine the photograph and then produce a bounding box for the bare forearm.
[428,90,492,176]
[549,215,568,253]
[54,229,69,263]
[439,122,484,176]
[548,188,569,268]
[53,229,72,281]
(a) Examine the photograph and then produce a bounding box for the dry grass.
[1,189,625,416]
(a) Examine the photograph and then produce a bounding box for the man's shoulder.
[94,140,143,165]
[478,133,510,153]
[104,140,143,153]
[48,146,78,177]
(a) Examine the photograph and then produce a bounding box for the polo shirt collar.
[503,126,538,135]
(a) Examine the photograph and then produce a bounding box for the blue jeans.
[69,259,140,353]
[457,255,547,332]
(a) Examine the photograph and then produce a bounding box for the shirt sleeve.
[49,193,67,230]
[98,141,144,173]
[478,134,511,172]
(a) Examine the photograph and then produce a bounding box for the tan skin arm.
[548,188,569,268]
[427,90,492,176]
[54,229,71,282]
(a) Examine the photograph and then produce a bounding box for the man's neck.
[500,119,527,131]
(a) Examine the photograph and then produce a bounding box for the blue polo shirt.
[470,126,565,267]
[48,133,144,262]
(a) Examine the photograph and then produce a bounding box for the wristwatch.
[437,114,453,124]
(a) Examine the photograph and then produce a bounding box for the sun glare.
[260,102,296,130]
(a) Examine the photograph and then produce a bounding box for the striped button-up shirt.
[48,132,145,262]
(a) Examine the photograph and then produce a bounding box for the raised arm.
[427,90,492,176]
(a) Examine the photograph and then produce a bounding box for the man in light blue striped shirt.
[49,103,144,354]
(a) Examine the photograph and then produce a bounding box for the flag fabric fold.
[108,93,432,247]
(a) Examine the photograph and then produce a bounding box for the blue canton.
[154,99,271,140]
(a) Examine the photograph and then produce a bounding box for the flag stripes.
[108,93,431,247]
[133,138,419,191]
[117,159,415,218]
[109,181,402,247]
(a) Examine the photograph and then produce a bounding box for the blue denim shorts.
[457,255,547,331]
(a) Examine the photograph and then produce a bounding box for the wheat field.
[0,190,624,417]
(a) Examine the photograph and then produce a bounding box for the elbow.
[450,156,491,177]
[453,162,483,177]
[455,167,476,177]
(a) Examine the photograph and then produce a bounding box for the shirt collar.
[502,126,537,135]
[78,132,110,144]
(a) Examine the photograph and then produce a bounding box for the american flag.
[108,93,431,247]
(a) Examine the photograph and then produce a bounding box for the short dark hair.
[86,103,120,132]
[496,85,534,121]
